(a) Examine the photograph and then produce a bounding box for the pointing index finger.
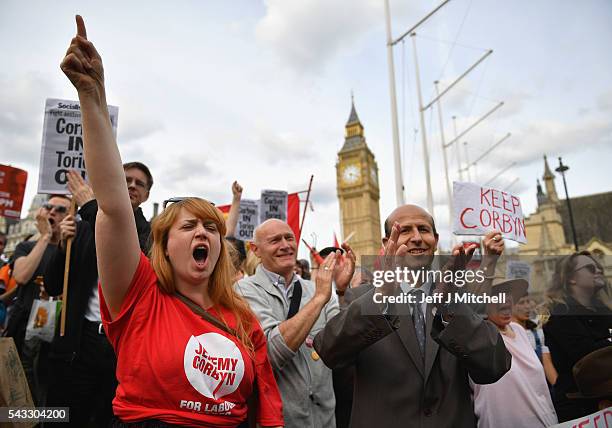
[76,15,87,39]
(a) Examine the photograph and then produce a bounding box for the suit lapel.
[424,303,440,382]
[396,314,425,378]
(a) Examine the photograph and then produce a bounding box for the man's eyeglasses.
[43,203,68,214]
[162,197,215,210]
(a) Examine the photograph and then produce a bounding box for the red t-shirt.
[100,253,283,427]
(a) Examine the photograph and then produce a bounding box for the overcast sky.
[2,0,611,256]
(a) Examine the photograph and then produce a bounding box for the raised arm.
[61,15,140,319]
[225,181,242,237]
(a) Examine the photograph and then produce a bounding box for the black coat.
[543,297,612,422]
[44,200,151,360]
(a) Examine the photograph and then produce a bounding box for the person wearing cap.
[471,278,558,427]
[314,204,511,428]
[567,347,612,410]
[543,251,612,422]
[237,219,355,428]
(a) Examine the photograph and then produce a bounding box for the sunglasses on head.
[43,203,68,214]
[162,197,215,210]
[575,264,601,275]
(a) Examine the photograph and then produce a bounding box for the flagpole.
[299,175,314,240]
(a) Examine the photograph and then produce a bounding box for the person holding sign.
[313,204,511,428]
[5,195,70,404]
[60,16,283,427]
[42,168,150,427]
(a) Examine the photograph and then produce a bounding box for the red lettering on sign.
[511,196,520,214]
[480,187,492,206]
[491,190,501,209]
[492,211,501,230]
[515,217,526,238]
[480,209,492,227]
[501,191,511,212]
[460,208,476,229]
[502,213,512,233]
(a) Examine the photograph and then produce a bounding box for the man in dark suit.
[44,164,153,427]
[314,204,511,428]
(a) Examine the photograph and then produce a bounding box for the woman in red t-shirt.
[59,15,295,428]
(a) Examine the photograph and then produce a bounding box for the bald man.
[236,219,354,428]
[314,204,511,428]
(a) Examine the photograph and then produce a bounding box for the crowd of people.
[1,15,611,428]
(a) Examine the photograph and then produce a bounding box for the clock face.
[370,167,378,185]
[342,164,361,185]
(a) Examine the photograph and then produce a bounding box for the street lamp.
[555,157,579,251]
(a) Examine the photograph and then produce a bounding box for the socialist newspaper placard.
[453,181,527,244]
[0,164,28,219]
[235,199,259,241]
[38,98,119,194]
[259,190,287,223]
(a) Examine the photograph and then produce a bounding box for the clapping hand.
[333,243,356,295]
[67,170,94,207]
[35,207,52,238]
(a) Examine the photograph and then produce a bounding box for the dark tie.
[411,289,426,358]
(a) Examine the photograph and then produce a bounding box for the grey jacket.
[237,266,339,428]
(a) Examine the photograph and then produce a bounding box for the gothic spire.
[346,93,361,126]
[543,155,554,179]
[542,155,559,203]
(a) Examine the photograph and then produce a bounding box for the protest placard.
[506,260,532,281]
[38,98,119,194]
[0,164,28,219]
[550,407,611,428]
[218,191,301,241]
[260,190,288,223]
[236,199,259,241]
[453,181,527,244]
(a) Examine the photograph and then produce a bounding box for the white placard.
[550,407,611,428]
[506,260,532,281]
[453,181,527,244]
[236,199,259,241]
[38,98,119,194]
[259,190,287,223]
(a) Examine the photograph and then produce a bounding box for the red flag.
[217,192,301,241]
[333,232,340,248]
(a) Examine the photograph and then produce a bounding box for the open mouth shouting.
[192,244,209,269]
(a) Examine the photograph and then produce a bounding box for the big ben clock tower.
[336,98,382,259]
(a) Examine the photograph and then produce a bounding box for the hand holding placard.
[453,181,527,244]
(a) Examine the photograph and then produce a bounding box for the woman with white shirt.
[471,279,558,428]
